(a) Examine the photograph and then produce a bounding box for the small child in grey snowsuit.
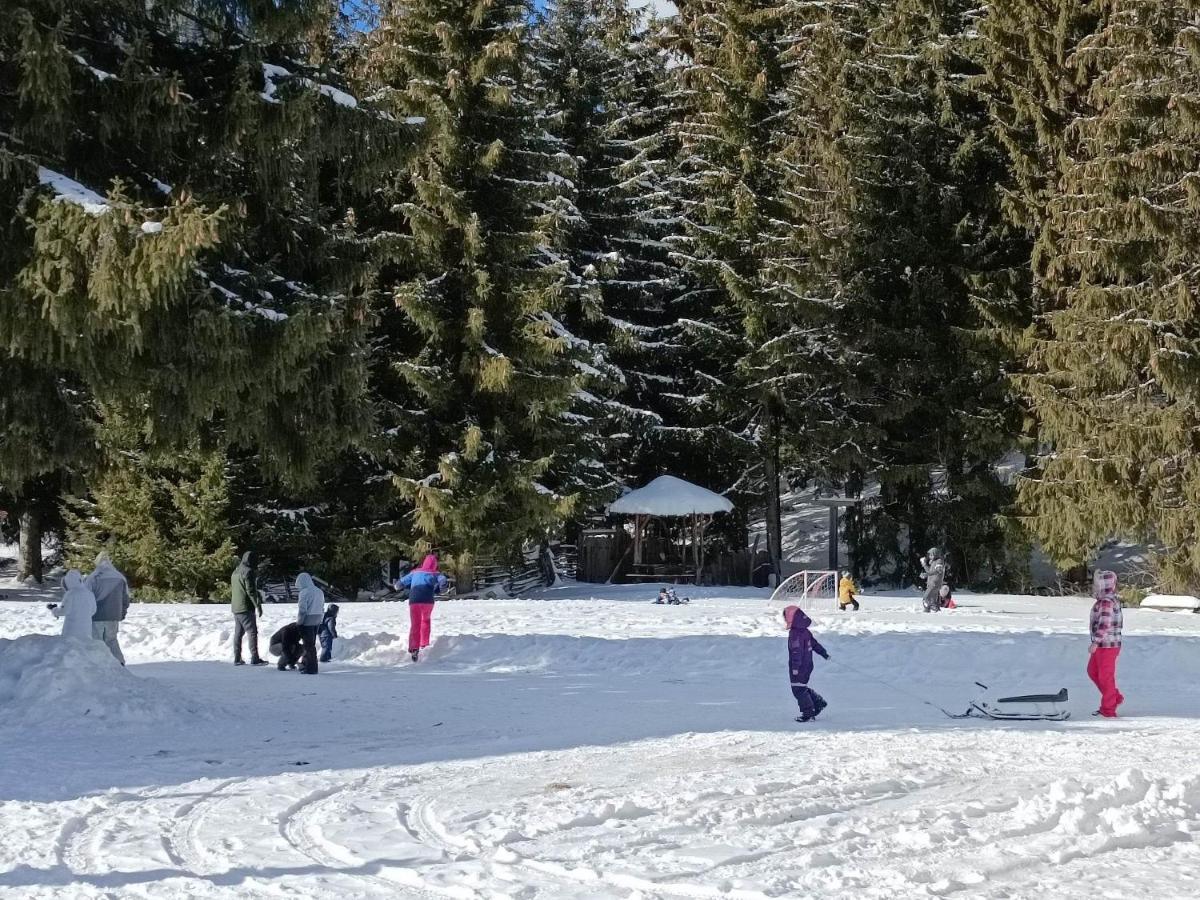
[318,603,339,662]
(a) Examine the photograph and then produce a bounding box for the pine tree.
[1,0,390,581]
[667,0,823,575]
[788,0,1029,585]
[66,430,236,600]
[361,0,596,571]
[987,0,1200,588]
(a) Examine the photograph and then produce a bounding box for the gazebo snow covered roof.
[606,476,732,582]
[608,476,733,517]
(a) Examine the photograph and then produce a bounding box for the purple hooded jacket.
[784,605,828,685]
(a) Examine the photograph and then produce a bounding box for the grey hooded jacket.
[296,573,325,627]
[86,557,131,622]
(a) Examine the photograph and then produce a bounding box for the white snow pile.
[0,634,207,729]
[1141,594,1200,612]
[608,474,733,516]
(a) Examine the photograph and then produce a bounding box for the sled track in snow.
[169,776,250,875]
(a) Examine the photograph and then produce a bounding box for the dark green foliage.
[65,435,236,601]
[985,0,1200,589]
[360,0,604,571]
[1,0,393,593]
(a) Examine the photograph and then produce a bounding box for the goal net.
[768,570,838,610]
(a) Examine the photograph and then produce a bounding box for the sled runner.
[957,683,1071,721]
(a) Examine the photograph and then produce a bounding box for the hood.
[1094,569,1118,600]
[64,569,83,591]
[241,551,257,569]
[416,554,439,574]
[296,572,315,591]
[783,605,810,630]
[325,603,340,616]
[94,551,115,572]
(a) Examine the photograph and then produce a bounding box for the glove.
[46,603,57,611]
[822,651,831,660]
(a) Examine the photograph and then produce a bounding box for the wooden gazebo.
[607,475,734,584]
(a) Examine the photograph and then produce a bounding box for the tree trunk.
[763,414,783,583]
[18,509,43,583]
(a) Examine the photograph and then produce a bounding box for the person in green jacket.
[231,551,266,666]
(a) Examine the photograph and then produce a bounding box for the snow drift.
[0,634,208,729]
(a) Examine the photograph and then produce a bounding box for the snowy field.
[2,583,1200,899]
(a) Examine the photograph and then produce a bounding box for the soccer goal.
[768,570,838,611]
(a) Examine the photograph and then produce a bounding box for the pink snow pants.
[409,603,434,652]
[1087,646,1123,717]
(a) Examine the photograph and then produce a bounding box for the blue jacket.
[400,570,447,603]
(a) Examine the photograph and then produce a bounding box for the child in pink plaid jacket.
[1087,570,1124,718]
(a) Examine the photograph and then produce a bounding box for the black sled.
[953,683,1070,721]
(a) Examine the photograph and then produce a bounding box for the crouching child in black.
[318,603,339,663]
[269,622,303,670]
[783,605,829,722]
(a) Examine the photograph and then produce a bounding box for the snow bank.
[0,635,207,729]
[1141,594,1200,612]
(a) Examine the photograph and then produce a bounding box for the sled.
[956,683,1070,721]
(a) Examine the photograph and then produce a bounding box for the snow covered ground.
[2,583,1200,898]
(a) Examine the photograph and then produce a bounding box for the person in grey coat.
[919,547,946,613]
[295,572,325,674]
[85,553,131,663]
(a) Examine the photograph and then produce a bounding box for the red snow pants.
[1087,646,1123,717]
[409,602,434,653]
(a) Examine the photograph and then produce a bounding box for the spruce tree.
[361,0,596,571]
[668,0,821,575]
[789,0,1029,585]
[534,0,743,508]
[1,0,389,585]
[66,428,236,600]
[987,0,1200,587]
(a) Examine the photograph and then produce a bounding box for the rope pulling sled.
[829,659,1071,721]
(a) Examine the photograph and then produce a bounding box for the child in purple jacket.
[784,605,830,722]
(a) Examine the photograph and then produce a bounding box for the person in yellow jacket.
[837,571,859,611]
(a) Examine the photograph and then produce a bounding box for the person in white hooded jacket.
[85,553,131,664]
[295,572,325,674]
[50,570,97,641]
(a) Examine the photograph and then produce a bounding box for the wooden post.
[633,515,644,566]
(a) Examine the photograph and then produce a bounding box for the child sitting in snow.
[318,603,339,662]
[784,605,830,722]
[938,584,956,610]
[654,587,689,605]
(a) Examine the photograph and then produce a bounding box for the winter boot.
[233,659,246,666]
[411,649,419,663]
[250,658,267,666]
[812,696,828,719]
